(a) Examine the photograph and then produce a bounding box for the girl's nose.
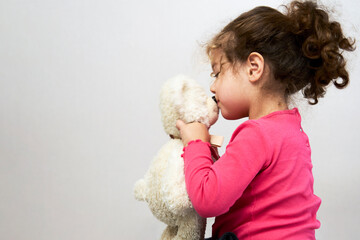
[210,81,216,94]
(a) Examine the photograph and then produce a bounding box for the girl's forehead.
[210,49,224,69]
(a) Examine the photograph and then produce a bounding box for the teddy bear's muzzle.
[212,96,218,104]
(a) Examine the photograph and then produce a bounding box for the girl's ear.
[246,52,264,83]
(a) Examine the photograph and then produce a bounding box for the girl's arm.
[181,122,270,218]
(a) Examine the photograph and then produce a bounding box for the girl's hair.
[207,0,355,104]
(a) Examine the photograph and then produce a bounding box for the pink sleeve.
[183,123,270,218]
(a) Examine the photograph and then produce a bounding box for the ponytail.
[287,1,355,104]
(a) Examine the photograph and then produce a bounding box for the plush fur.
[134,75,219,240]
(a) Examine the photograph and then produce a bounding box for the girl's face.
[210,49,252,120]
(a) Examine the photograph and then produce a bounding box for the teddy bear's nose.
[212,96,218,104]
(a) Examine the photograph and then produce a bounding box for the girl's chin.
[220,111,236,120]
[221,110,248,120]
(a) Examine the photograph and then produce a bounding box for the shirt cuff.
[181,139,211,159]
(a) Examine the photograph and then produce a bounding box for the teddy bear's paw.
[133,179,147,202]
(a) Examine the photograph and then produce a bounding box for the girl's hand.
[176,120,210,146]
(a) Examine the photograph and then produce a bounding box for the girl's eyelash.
[210,61,226,78]
[210,72,220,78]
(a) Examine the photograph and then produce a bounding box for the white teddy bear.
[133,75,220,240]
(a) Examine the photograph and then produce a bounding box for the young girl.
[176,1,355,239]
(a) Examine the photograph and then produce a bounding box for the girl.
[176,1,355,239]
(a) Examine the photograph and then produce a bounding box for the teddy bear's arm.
[133,178,147,202]
[161,141,193,215]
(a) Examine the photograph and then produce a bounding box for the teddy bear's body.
[134,75,219,240]
[135,139,206,240]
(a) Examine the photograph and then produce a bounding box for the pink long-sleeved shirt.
[182,108,321,239]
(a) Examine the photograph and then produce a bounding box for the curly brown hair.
[206,0,355,104]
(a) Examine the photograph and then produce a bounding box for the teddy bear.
[133,75,222,240]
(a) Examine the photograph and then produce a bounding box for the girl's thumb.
[176,119,185,130]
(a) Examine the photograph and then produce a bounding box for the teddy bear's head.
[159,75,219,138]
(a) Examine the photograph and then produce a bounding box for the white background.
[0,0,359,239]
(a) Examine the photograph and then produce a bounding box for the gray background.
[0,0,359,239]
